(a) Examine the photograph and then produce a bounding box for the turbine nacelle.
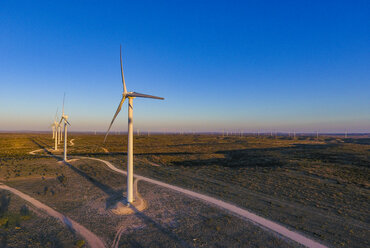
[59,94,71,126]
[59,115,71,126]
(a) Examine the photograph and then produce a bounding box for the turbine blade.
[66,120,71,126]
[127,92,164,100]
[104,95,126,142]
[120,45,127,94]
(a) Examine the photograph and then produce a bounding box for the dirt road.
[82,157,327,248]
[27,148,327,248]
[0,183,106,248]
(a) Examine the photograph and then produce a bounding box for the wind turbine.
[57,123,62,145]
[59,94,71,162]
[60,123,63,142]
[104,46,164,204]
[51,123,55,139]
[55,124,59,150]
[51,109,57,139]
[51,108,59,150]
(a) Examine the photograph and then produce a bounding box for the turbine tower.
[51,124,55,139]
[51,108,59,150]
[55,124,58,150]
[59,94,71,162]
[104,46,164,204]
[58,124,62,144]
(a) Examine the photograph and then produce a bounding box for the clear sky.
[0,0,369,133]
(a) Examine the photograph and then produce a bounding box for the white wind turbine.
[51,108,60,150]
[104,46,164,204]
[57,123,62,145]
[59,113,63,143]
[59,94,71,162]
[55,123,59,150]
[51,108,58,140]
[51,122,55,139]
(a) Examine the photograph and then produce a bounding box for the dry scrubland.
[0,189,82,247]
[0,133,369,247]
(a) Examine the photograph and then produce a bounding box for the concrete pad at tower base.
[109,195,147,215]
[57,158,79,164]
[109,178,147,215]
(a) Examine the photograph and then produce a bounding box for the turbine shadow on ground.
[63,160,191,247]
[71,151,195,157]
[170,143,369,168]
[29,138,62,160]
[29,138,126,210]
[129,204,192,248]
[62,160,124,210]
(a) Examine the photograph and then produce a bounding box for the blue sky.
[0,0,369,133]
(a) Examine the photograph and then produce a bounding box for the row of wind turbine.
[59,94,71,162]
[50,94,70,162]
[51,108,61,150]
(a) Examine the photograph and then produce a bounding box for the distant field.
[0,133,369,247]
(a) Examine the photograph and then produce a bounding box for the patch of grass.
[75,239,85,247]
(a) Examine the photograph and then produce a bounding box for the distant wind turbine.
[51,108,59,150]
[51,108,58,139]
[59,94,71,162]
[51,123,55,139]
[57,122,62,144]
[55,125,59,150]
[104,46,164,204]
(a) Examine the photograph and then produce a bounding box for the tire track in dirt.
[111,225,125,248]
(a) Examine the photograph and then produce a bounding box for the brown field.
[0,133,369,247]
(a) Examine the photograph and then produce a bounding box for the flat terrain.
[0,133,369,247]
[0,188,82,247]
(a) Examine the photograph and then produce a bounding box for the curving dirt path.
[81,157,327,248]
[28,148,44,155]
[0,183,106,248]
[70,139,75,146]
[27,147,327,248]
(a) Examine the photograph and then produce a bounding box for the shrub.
[75,239,85,248]
[0,193,10,216]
